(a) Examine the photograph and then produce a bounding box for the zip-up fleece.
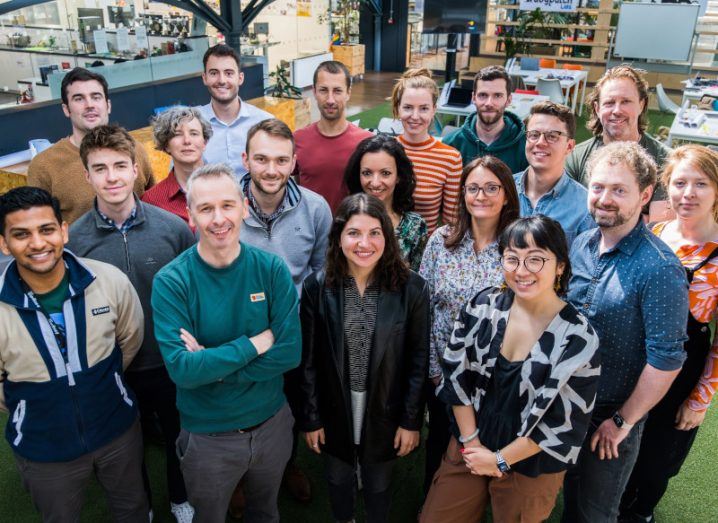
[443,110,529,173]
[240,175,332,293]
[68,198,195,371]
[0,252,143,462]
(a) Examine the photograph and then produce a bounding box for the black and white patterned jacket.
[439,286,601,465]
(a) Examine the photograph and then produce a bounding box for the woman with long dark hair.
[418,155,520,494]
[421,216,600,522]
[344,134,427,271]
[297,193,430,523]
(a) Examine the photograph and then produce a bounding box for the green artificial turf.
[0,103,708,522]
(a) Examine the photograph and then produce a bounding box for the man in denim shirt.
[561,142,688,523]
[513,102,595,247]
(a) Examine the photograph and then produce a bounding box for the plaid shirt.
[243,181,288,227]
[95,202,138,234]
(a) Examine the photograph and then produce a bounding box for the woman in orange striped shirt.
[392,69,463,234]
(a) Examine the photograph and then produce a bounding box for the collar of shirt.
[588,218,645,257]
[517,168,570,199]
[243,180,288,226]
[200,98,250,128]
[164,169,186,200]
[95,200,139,234]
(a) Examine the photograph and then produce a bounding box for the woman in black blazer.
[297,193,430,523]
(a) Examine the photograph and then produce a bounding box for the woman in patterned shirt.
[297,194,430,523]
[621,145,718,523]
[391,68,463,234]
[344,134,428,270]
[421,215,600,523]
[418,155,519,495]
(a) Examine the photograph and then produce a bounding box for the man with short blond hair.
[566,65,671,198]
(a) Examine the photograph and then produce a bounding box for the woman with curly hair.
[345,134,428,270]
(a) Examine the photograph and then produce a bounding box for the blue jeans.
[562,412,645,523]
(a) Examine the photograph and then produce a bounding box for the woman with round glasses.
[345,134,428,270]
[391,68,463,234]
[421,215,600,523]
[297,193,430,523]
[418,155,519,495]
[620,145,718,523]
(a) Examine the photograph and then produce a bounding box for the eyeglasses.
[500,255,552,273]
[464,183,503,197]
[525,130,568,144]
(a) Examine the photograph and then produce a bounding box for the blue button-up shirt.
[197,99,272,177]
[568,221,688,407]
[514,169,596,247]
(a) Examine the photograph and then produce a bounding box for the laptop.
[444,87,473,108]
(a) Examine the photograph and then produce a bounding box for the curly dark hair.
[344,134,416,215]
[325,193,409,290]
[444,155,520,250]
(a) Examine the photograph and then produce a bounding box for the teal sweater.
[151,243,301,433]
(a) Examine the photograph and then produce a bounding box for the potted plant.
[327,0,366,77]
[256,61,311,131]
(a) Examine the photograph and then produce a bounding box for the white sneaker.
[170,501,195,523]
[149,509,154,523]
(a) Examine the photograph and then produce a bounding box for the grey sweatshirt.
[68,197,195,372]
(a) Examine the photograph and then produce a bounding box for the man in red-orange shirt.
[294,61,372,213]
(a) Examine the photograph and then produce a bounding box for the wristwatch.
[612,411,634,431]
[495,450,511,473]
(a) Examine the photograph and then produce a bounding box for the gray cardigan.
[68,197,195,372]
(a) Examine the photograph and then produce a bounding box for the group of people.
[0,42,715,523]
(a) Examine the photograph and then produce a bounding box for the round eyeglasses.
[500,255,552,273]
[525,130,568,144]
[464,183,503,197]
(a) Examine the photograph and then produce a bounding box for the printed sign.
[116,27,130,51]
[93,29,108,54]
[519,0,578,13]
[135,26,149,49]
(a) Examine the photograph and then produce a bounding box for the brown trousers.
[420,438,565,523]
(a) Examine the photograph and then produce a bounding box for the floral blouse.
[396,211,428,272]
[653,221,718,411]
[418,225,504,378]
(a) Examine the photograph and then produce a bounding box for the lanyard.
[24,286,68,361]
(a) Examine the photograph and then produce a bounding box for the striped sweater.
[399,135,463,234]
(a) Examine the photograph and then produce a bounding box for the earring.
[554,275,562,292]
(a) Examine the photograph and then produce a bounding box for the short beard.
[478,110,504,127]
[319,107,342,121]
[590,207,630,228]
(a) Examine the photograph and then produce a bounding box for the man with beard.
[197,44,272,177]
[566,65,671,201]
[27,68,154,223]
[234,118,331,510]
[294,61,372,213]
[443,65,528,173]
[562,142,688,523]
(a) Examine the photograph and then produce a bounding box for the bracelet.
[458,428,479,444]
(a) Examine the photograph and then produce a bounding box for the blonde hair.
[390,68,439,118]
[586,65,650,136]
[661,145,718,221]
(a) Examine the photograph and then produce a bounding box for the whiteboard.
[614,3,699,62]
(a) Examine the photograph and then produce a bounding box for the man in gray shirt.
[68,124,196,523]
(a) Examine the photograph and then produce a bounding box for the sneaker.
[171,501,195,523]
[149,509,154,523]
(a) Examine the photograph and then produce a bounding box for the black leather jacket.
[295,269,429,464]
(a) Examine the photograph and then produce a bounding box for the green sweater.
[151,243,301,433]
